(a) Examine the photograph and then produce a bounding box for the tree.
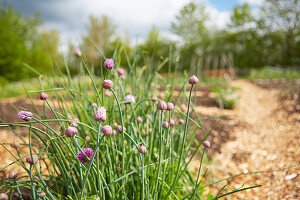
[0,5,60,83]
[82,15,115,66]
[261,0,300,65]
[172,2,210,71]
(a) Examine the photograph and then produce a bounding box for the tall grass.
[0,47,262,199]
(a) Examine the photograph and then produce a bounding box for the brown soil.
[207,80,300,199]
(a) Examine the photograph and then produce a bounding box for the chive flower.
[170,119,175,127]
[0,193,8,200]
[40,192,46,198]
[162,122,169,129]
[94,107,106,121]
[203,141,211,148]
[124,94,135,103]
[91,103,97,108]
[105,91,112,96]
[158,101,167,111]
[137,117,143,123]
[76,148,94,164]
[167,102,174,111]
[179,119,185,124]
[65,126,78,137]
[117,125,126,134]
[138,145,147,154]
[117,68,125,75]
[8,171,18,179]
[102,80,113,89]
[188,75,199,85]
[10,141,20,149]
[40,92,48,100]
[17,110,33,121]
[104,58,114,70]
[101,125,113,136]
[74,48,82,57]
[26,155,38,165]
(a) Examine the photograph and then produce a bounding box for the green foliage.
[0,5,60,84]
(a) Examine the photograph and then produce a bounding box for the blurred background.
[0,0,299,87]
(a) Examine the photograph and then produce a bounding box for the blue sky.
[10,0,263,51]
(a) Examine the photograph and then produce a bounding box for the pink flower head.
[101,125,113,136]
[8,171,18,179]
[40,192,46,198]
[170,119,175,127]
[138,145,147,154]
[74,48,82,57]
[94,107,106,122]
[40,92,48,100]
[18,110,33,121]
[112,130,117,135]
[104,91,112,96]
[10,141,20,149]
[162,122,169,129]
[76,148,94,164]
[157,101,167,111]
[104,58,114,70]
[124,94,135,103]
[120,74,126,79]
[136,117,143,123]
[151,96,158,102]
[167,102,174,111]
[0,193,8,200]
[203,141,211,148]
[188,75,199,85]
[91,103,97,108]
[117,125,126,134]
[71,122,78,128]
[26,155,38,165]
[179,119,185,125]
[117,68,125,75]
[65,126,78,137]
[117,167,122,172]
[102,80,113,89]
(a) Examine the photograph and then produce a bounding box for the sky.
[9,0,263,51]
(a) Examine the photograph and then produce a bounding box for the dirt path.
[211,80,300,199]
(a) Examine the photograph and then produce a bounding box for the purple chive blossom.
[8,171,18,180]
[170,119,175,127]
[138,145,147,154]
[0,193,8,200]
[167,102,174,111]
[18,110,33,121]
[179,119,185,124]
[76,148,94,164]
[74,48,82,57]
[94,107,106,122]
[10,141,20,149]
[91,103,97,108]
[117,125,126,134]
[136,117,143,123]
[40,192,46,198]
[117,68,125,75]
[120,75,126,79]
[162,122,169,129]
[203,141,211,148]
[103,58,114,70]
[26,155,38,165]
[40,92,48,100]
[65,126,78,137]
[151,96,158,102]
[101,125,113,136]
[157,101,167,111]
[124,95,135,103]
[102,80,113,89]
[104,90,112,96]
[188,75,199,85]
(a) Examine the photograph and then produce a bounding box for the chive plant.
[0,47,261,199]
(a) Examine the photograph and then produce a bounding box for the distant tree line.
[0,0,299,84]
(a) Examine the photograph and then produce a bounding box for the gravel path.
[212,80,300,199]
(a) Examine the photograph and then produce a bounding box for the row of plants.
[0,47,261,199]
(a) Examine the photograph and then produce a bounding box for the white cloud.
[205,6,231,29]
